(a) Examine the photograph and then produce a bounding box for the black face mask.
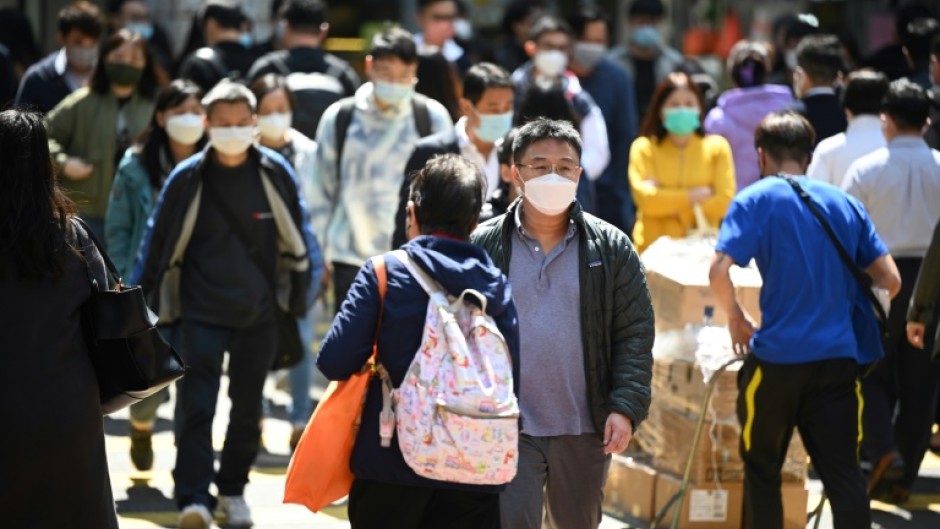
[106,62,143,87]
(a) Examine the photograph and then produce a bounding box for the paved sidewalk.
[106,374,940,529]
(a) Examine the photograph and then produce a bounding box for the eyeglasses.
[514,163,582,179]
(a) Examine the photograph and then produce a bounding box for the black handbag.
[201,176,305,371]
[74,218,186,414]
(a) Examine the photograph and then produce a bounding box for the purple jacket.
[705,85,794,190]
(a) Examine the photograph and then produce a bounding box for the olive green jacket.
[46,87,153,218]
[471,199,655,434]
[908,218,940,358]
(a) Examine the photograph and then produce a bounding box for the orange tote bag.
[283,255,388,513]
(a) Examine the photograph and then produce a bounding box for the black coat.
[793,93,847,146]
[471,200,655,433]
[0,221,118,528]
[391,129,460,249]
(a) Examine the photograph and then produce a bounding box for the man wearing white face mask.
[391,62,515,248]
[132,79,321,529]
[16,1,104,113]
[568,7,639,235]
[512,15,610,206]
[310,26,452,313]
[607,0,683,121]
[472,118,654,529]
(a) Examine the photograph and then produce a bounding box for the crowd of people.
[1,0,940,528]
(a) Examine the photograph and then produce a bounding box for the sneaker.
[289,424,304,453]
[218,495,253,527]
[178,504,213,529]
[129,426,154,471]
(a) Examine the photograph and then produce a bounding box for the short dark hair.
[202,78,257,116]
[90,29,157,98]
[881,78,930,131]
[370,25,417,64]
[417,0,455,11]
[501,0,545,36]
[512,118,582,164]
[528,15,572,42]
[202,0,247,31]
[754,111,815,166]
[628,0,665,19]
[280,0,327,34]
[463,62,513,105]
[567,7,609,40]
[497,128,518,167]
[902,17,940,64]
[796,34,844,84]
[249,73,296,111]
[58,1,103,39]
[841,70,889,116]
[516,81,581,128]
[409,154,484,240]
[639,72,706,141]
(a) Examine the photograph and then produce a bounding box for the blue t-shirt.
[716,176,888,364]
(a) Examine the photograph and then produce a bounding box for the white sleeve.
[806,146,830,184]
[579,105,610,181]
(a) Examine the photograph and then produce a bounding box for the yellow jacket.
[628,134,736,252]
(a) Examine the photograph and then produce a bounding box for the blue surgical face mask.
[126,21,154,41]
[631,25,661,49]
[662,106,701,136]
[373,79,415,106]
[473,109,513,143]
[239,32,254,48]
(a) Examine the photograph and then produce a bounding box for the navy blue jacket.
[317,236,520,491]
[15,51,73,113]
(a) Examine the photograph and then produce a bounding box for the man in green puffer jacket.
[471,118,654,529]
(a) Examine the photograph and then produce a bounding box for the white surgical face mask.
[522,173,577,215]
[209,126,255,156]
[533,50,568,77]
[257,112,292,141]
[164,113,205,146]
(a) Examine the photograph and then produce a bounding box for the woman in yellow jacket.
[629,72,736,252]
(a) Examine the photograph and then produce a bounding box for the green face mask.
[663,106,701,136]
[106,62,143,87]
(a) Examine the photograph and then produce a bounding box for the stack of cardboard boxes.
[603,238,810,529]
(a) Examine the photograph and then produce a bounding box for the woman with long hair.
[704,41,794,190]
[105,79,205,470]
[628,72,736,252]
[249,73,319,452]
[0,109,116,528]
[46,28,157,242]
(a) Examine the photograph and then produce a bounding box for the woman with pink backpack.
[317,154,521,529]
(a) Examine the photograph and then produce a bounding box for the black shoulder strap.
[334,97,357,179]
[412,93,431,138]
[784,177,888,323]
[272,54,292,76]
[72,217,120,290]
[200,175,275,289]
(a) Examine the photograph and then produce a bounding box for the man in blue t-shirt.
[709,111,901,529]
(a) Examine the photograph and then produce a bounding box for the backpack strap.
[334,97,357,180]
[392,249,488,313]
[272,54,292,76]
[412,93,432,138]
[369,254,388,364]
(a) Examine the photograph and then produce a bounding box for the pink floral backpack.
[377,250,519,485]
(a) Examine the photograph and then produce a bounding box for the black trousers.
[332,262,363,315]
[172,318,276,510]
[348,478,500,529]
[861,257,940,488]
[737,355,869,529]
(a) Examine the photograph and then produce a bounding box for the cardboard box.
[652,358,740,421]
[635,401,808,484]
[604,455,658,524]
[654,473,744,529]
[654,474,809,529]
[642,237,763,332]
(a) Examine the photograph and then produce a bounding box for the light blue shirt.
[843,136,940,258]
